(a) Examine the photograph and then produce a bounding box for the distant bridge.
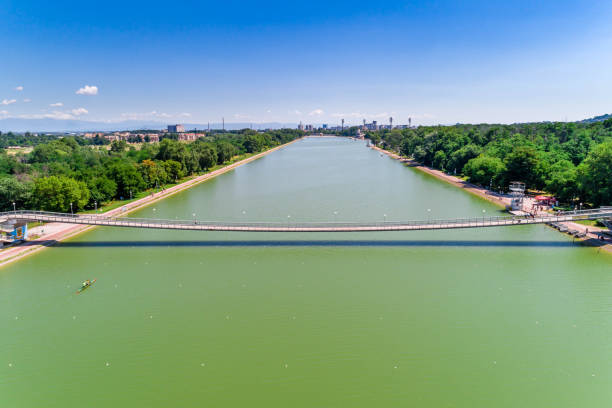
[1,209,611,232]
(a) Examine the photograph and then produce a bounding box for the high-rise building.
[168,124,185,133]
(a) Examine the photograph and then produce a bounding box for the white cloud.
[292,109,302,115]
[266,109,272,113]
[179,112,192,117]
[120,110,175,120]
[76,85,98,95]
[71,107,88,116]
[50,102,63,107]
[15,111,76,120]
[1,99,17,105]
[309,109,324,116]
[15,86,23,91]
[0,110,8,115]
[23,98,31,103]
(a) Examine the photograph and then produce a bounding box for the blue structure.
[8,224,28,242]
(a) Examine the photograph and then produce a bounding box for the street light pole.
[12,202,16,212]
[94,201,97,212]
[70,202,73,215]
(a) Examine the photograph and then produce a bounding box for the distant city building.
[298,122,304,131]
[178,133,198,141]
[362,120,379,131]
[322,124,328,129]
[168,124,185,133]
[305,124,313,131]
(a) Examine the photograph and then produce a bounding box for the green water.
[2,137,612,407]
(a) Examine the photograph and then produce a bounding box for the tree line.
[0,129,303,212]
[366,120,612,207]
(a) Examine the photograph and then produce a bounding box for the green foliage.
[463,155,506,188]
[31,176,90,212]
[87,176,117,205]
[0,177,31,211]
[110,140,128,152]
[577,141,612,206]
[544,160,577,203]
[0,128,303,212]
[368,121,612,205]
[106,162,145,198]
[215,140,237,163]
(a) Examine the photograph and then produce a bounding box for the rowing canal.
[2,137,612,407]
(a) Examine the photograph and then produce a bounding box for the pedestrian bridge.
[1,209,611,232]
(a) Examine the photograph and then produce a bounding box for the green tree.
[577,141,612,206]
[87,176,117,205]
[161,160,184,182]
[215,140,237,163]
[106,162,145,199]
[464,155,506,188]
[110,140,128,153]
[433,150,447,170]
[0,178,31,211]
[504,146,539,188]
[31,176,90,212]
[544,160,577,203]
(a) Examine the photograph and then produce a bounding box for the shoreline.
[0,138,302,268]
[371,144,612,255]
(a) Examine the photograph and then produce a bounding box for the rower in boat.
[76,278,96,293]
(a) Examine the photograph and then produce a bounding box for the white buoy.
[284,364,288,368]
[106,362,110,367]
[8,363,13,367]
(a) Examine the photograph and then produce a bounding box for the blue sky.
[2,0,612,126]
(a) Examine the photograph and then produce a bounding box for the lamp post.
[94,201,97,212]
[130,189,133,200]
[333,211,338,223]
[12,202,16,212]
[70,202,73,215]
[193,213,196,224]
[427,208,431,223]
[482,209,486,224]
[383,214,387,224]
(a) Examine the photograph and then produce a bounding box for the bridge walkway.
[1,209,611,233]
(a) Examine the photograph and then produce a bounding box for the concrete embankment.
[0,138,302,268]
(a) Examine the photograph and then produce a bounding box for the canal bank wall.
[0,138,303,268]
[371,144,612,255]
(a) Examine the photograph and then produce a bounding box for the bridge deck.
[1,209,611,232]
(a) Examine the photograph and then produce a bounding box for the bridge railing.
[2,208,611,229]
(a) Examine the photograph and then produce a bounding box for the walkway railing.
[1,208,611,232]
